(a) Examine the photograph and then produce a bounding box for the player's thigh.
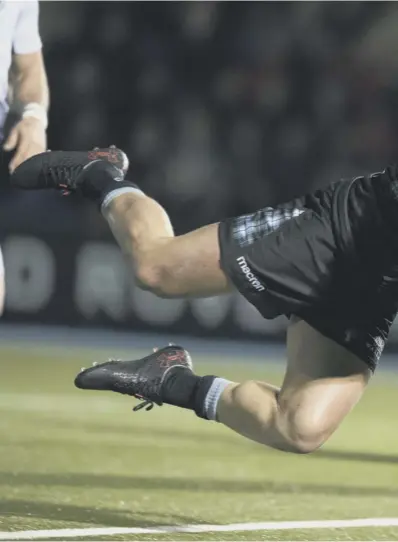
[278,318,371,441]
[153,223,233,298]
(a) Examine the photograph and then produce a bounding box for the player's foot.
[74,345,194,411]
[11,146,129,191]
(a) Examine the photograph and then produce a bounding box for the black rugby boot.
[11,146,129,192]
[74,345,195,412]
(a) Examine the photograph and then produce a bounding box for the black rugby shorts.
[219,176,398,370]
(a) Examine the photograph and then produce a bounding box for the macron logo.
[236,256,265,292]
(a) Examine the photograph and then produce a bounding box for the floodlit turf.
[0,343,397,540]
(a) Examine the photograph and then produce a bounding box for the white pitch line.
[1,518,398,540]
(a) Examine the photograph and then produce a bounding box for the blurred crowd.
[4,1,398,236]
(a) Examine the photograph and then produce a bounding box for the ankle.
[160,368,232,421]
[201,377,233,421]
[101,187,145,214]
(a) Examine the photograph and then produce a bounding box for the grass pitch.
[0,342,397,540]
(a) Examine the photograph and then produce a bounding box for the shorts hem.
[295,313,378,372]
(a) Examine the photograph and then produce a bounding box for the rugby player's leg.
[102,189,370,454]
[217,318,370,453]
[103,191,231,298]
[10,150,375,454]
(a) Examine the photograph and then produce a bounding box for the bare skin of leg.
[103,192,231,298]
[103,192,371,454]
[217,319,370,453]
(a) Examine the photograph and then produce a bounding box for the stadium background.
[1,3,398,540]
[3,1,398,347]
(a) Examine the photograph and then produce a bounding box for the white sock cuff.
[204,377,231,422]
[101,187,145,213]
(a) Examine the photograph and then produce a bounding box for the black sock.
[161,368,217,419]
[81,160,139,207]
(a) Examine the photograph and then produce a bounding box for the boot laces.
[132,376,162,412]
[46,165,82,189]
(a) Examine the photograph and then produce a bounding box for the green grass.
[0,344,397,540]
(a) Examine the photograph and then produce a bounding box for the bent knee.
[229,381,330,454]
[135,263,178,298]
[283,433,326,454]
[281,407,334,454]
